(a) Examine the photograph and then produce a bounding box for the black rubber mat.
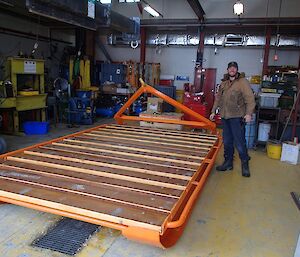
[32,218,100,255]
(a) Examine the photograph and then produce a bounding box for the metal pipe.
[140,27,146,80]
[262,27,271,76]
[141,18,300,27]
[0,26,72,44]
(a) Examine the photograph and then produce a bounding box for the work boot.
[216,159,233,171]
[241,160,250,177]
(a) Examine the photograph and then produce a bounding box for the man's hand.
[209,113,215,121]
[244,114,252,123]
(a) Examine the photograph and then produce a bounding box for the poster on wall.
[176,76,189,81]
[24,61,36,74]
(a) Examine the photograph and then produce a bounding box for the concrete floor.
[0,119,299,257]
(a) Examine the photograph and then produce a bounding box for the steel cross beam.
[186,0,205,21]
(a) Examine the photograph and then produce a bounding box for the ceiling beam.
[137,2,143,15]
[141,18,300,35]
[186,0,205,21]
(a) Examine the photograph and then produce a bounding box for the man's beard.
[229,73,237,78]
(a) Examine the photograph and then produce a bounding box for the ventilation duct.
[107,33,300,47]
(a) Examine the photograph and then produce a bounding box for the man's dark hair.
[227,61,238,70]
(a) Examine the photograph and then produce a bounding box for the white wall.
[111,0,300,19]
[268,49,300,66]
[95,44,300,89]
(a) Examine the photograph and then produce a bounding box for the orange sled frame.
[0,79,222,248]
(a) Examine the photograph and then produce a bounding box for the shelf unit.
[256,106,281,145]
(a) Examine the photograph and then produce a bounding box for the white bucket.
[258,123,271,142]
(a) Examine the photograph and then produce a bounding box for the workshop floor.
[0,119,299,257]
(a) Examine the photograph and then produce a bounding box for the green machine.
[0,57,47,134]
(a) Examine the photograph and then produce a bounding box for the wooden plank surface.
[66,137,205,161]
[81,133,212,153]
[27,148,194,178]
[52,142,198,169]
[24,149,191,180]
[0,166,175,213]
[61,139,202,166]
[0,180,165,231]
[0,124,218,230]
[40,144,196,173]
[91,129,216,144]
[8,155,187,190]
[106,124,218,139]
[2,160,182,198]
[77,135,209,157]
[84,133,211,150]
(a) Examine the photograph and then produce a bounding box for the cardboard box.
[147,97,163,114]
[280,142,300,165]
[139,112,184,130]
[102,84,117,94]
[116,88,131,94]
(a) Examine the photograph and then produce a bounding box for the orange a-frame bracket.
[114,79,217,133]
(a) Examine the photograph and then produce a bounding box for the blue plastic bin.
[96,107,115,118]
[76,91,92,99]
[23,121,50,135]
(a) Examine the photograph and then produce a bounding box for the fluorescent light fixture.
[118,0,140,2]
[233,1,244,16]
[144,5,160,17]
[100,0,111,4]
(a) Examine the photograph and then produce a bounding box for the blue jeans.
[222,118,249,162]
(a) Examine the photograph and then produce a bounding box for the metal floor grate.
[32,218,100,255]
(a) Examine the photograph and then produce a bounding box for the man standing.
[210,61,256,177]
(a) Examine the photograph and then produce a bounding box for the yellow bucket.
[175,90,184,113]
[267,141,282,160]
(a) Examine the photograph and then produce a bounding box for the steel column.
[194,29,205,93]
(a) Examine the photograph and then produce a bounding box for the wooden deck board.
[91,129,216,144]
[0,124,219,230]
[8,154,188,190]
[0,166,176,213]
[39,144,196,173]
[52,142,197,170]
[2,160,182,198]
[106,124,218,139]
[27,148,194,178]
[66,137,204,162]
[80,134,211,155]
[0,179,165,231]
[84,132,214,148]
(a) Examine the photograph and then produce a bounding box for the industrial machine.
[52,78,95,125]
[0,58,47,134]
[193,67,217,113]
[68,91,95,125]
[0,80,221,248]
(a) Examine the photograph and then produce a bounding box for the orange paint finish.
[0,80,222,248]
[114,79,217,133]
[0,124,108,160]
